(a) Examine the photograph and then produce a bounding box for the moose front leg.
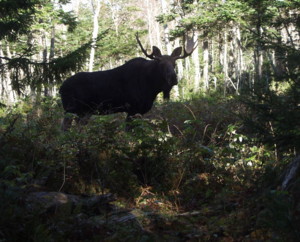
[163,90,170,100]
[75,114,92,126]
[125,114,134,132]
[125,113,143,132]
[61,115,73,131]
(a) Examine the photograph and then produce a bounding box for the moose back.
[59,34,195,130]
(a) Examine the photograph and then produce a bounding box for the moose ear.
[171,47,182,58]
[152,46,162,57]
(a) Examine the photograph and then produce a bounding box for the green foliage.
[241,83,300,155]
[0,0,42,40]
[0,184,54,241]
[168,0,248,38]
[256,189,300,240]
[0,0,88,95]
[1,0,300,239]
[0,96,232,195]
[0,94,298,240]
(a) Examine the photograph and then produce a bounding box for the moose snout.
[168,73,178,86]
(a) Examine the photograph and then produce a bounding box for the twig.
[182,103,196,120]
[201,124,211,144]
[58,161,66,192]
[173,124,184,137]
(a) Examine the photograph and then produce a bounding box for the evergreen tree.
[0,0,90,100]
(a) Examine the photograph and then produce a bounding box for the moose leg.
[163,89,171,100]
[125,113,143,131]
[125,114,134,132]
[75,114,91,126]
[61,115,73,131]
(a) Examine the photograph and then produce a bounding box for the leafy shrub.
[1,95,296,241]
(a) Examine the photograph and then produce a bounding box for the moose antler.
[174,41,198,60]
[136,32,197,61]
[136,33,162,60]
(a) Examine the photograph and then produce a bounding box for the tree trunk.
[223,28,228,95]
[234,24,243,93]
[255,24,263,83]
[275,28,286,78]
[192,32,200,93]
[108,0,119,36]
[89,0,101,72]
[47,25,56,96]
[49,26,55,61]
[160,0,172,54]
[0,41,8,101]
[73,0,81,15]
[42,30,49,97]
[146,0,154,47]
[3,43,16,103]
[0,41,5,98]
[174,38,182,99]
[203,38,209,92]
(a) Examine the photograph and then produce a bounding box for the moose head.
[135,33,197,88]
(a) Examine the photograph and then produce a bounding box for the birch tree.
[234,24,244,92]
[0,42,15,103]
[202,37,209,91]
[192,32,200,92]
[160,0,172,54]
[89,0,101,72]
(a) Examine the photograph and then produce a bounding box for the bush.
[1,95,296,241]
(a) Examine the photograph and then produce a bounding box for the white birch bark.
[255,25,263,82]
[173,38,182,99]
[0,41,6,100]
[48,26,56,96]
[235,25,243,93]
[223,29,228,95]
[89,0,101,72]
[192,32,200,92]
[73,0,80,15]
[160,0,172,54]
[2,43,16,103]
[108,0,120,36]
[203,38,209,91]
[146,0,154,47]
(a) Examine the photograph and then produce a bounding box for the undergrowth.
[0,96,298,241]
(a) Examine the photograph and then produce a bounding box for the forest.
[0,0,300,241]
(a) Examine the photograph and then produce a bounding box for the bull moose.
[60,34,195,130]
